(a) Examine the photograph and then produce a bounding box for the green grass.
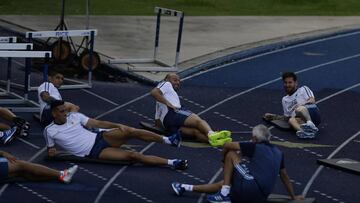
[1,0,360,16]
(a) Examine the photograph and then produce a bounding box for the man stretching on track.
[151,73,232,147]
[44,100,188,170]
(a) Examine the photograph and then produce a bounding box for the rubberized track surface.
[1,29,360,203]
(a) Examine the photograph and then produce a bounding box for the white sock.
[207,131,215,137]
[167,159,176,166]
[60,170,65,177]
[306,120,314,125]
[0,132,3,138]
[163,137,171,144]
[220,185,231,196]
[181,184,193,191]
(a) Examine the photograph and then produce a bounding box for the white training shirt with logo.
[44,112,97,157]
[38,82,62,116]
[155,81,181,123]
[282,86,315,117]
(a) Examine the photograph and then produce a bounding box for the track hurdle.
[26,29,97,90]
[109,7,184,72]
[0,50,51,112]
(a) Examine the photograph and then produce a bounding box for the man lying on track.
[264,72,321,138]
[171,124,303,203]
[151,73,231,147]
[0,150,78,183]
[44,100,188,170]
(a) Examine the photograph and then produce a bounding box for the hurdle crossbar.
[26,29,97,89]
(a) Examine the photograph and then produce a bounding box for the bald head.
[165,73,180,91]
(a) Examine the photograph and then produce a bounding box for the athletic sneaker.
[300,121,318,133]
[59,165,78,183]
[169,131,182,148]
[1,126,17,144]
[209,137,232,147]
[173,159,188,170]
[208,130,231,142]
[207,191,231,203]
[171,182,185,196]
[296,130,316,139]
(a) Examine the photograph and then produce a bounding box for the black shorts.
[0,158,8,180]
[230,163,266,203]
[163,108,192,134]
[87,132,110,159]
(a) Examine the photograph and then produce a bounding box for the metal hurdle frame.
[0,50,51,112]
[0,42,33,94]
[109,7,184,72]
[26,29,97,90]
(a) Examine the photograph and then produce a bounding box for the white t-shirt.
[44,112,97,157]
[282,86,315,117]
[38,82,62,115]
[155,81,181,122]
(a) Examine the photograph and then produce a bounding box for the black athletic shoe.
[173,159,188,170]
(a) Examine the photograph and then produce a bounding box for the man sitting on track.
[151,73,231,147]
[38,69,79,126]
[264,72,321,138]
[0,150,78,183]
[171,124,304,203]
[0,107,30,144]
[44,100,188,170]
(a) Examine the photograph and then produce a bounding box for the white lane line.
[94,142,156,203]
[197,53,360,116]
[17,183,56,203]
[302,130,360,196]
[17,138,41,149]
[95,93,150,119]
[81,89,119,106]
[184,30,360,81]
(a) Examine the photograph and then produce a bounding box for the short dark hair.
[50,100,64,111]
[48,68,63,77]
[282,72,297,81]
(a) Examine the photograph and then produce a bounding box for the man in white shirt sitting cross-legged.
[44,100,187,170]
[264,72,321,138]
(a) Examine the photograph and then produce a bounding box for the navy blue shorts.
[87,132,110,159]
[40,106,53,127]
[230,163,266,203]
[0,158,9,180]
[163,108,192,134]
[305,104,321,126]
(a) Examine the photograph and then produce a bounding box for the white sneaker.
[300,121,318,133]
[60,165,78,183]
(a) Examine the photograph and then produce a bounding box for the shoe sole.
[296,131,315,139]
[208,200,231,203]
[209,137,232,147]
[171,184,181,196]
[64,165,78,183]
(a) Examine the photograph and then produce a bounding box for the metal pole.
[175,14,184,68]
[88,30,94,87]
[154,10,161,60]
[24,43,32,100]
[85,0,90,47]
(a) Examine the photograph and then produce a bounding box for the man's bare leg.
[99,148,167,165]
[179,127,208,143]
[8,160,77,182]
[183,114,212,135]
[0,107,15,122]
